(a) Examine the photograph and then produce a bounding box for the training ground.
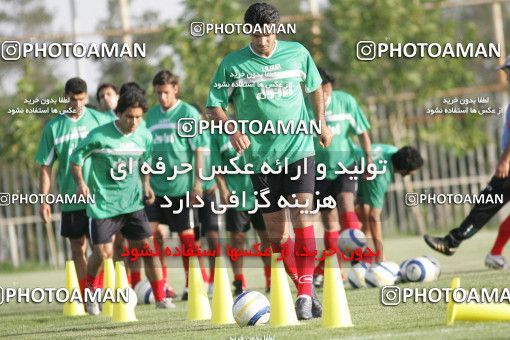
[0,230,509,339]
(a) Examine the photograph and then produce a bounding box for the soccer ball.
[423,255,441,278]
[127,287,138,309]
[365,261,400,288]
[134,280,155,305]
[232,291,270,327]
[398,258,413,283]
[405,257,439,282]
[347,261,369,288]
[338,229,367,254]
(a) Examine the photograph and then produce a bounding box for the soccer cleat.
[313,274,324,288]
[233,280,244,296]
[156,298,176,309]
[295,295,313,320]
[423,234,458,256]
[85,301,100,316]
[181,288,188,301]
[265,287,270,294]
[311,291,322,318]
[485,254,509,270]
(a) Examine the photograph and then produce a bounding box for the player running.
[70,89,174,314]
[36,77,115,298]
[144,70,205,301]
[307,67,372,287]
[206,2,332,320]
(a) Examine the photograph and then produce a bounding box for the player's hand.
[319,124,332,148]
[76,183,90,200]
[230,131,250,152]
[219,188,231,205]
[190,184,203,205]
[363,156,375,180]
[144,186,155,205]
[495,158,510,178]
[40,203,52,224]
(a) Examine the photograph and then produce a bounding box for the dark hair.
[318,67,336,85]
[152,70,179,87]
[391,146,424,174]
[96,83,118,102]
[244,2,279,26]
[115,90,148,116]
[119,81,146,97]
[65,77,87,95]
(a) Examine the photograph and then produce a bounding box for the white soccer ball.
[398,258,413,283]
[127,287,138,309]
[338,229,367,254]
[134,280,155,305]
[365,261,400,288]
[405,257,439,283]
[347,262,369,288]
[232,291,270,327]
[423,255,441,279]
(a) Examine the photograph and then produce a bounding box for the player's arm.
[70,162,89,198]
[39,165,52,223]
[207,107,250,152]
[215,174,230,205]
[309,87,332,148]
[495,141,510,178]
[142,173,155,205]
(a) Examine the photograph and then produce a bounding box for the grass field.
[1,230,509,339]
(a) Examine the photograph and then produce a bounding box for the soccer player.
[96,83,119,119]
[70,89,174,314]
[424,57,510,269]
[356,144,424,262]
[206,3,332,319]
[211,127,273,295]
[307,67,372,287]
[36,77,115,298]
[144,70,205,301]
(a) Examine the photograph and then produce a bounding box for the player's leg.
[193,228,210,285]
[337,166,362,231]
[225,209,250,295]
[367,207,383,262]
[253,215,272,293]
[201,190,220,291]
[424,176,510,255]
[486,214,510,269]
[313,208,340,287]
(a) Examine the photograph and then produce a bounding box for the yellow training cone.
[101,258,115,317]
[63,260,86,316]
[188,256,212,320]
[322,255,353,328]
[112,261,137,322]
[269,253,299,327]
[446,277,510,325]
[211,256,235,324]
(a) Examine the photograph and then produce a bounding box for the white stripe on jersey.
[148,122,177,132]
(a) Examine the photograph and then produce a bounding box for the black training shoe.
[233,280,244,296]
[295,296,313,320]
[424,234,458,256]
[311,291,322,318]
[181,288,188,301]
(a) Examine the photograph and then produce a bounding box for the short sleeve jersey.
[144,101,205,197]
[306,90,371,180]
[207,40,322,172]
[502,104,510,150]
[70,121,153,219]
[356,144,397,209]
[35,107,116,212]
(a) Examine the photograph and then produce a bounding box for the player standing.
[36,77,115,298]
[96,83,119,119]
[206,2,331,319]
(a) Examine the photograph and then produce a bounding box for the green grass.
[1,230,510,339]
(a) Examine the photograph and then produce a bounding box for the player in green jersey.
[356,144,423,263]
[96,83,119,120]
[206,2,332,320]
[36,77,116,298]
[70,89,175,314]
[307,67,373,287]
[144,70,205,300]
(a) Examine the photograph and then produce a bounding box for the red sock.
[491,215,510,256]
[294,226,316,296]
[325,229,341,264]
[78,278,87,298]
[179,232,196,287]
[85,273,98,297]
[131,270,141,288]
[149,279,166,302]
[209,263,215,283]
[273,238,299,288]
[264,265,271,289]
[234,274,247,289]
[200,267,209,284]
[97,271,104,289]
[341,211,361,231]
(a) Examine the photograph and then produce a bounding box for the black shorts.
[193,191,219,240]
[250,157,315,214]
[60,210,89,239]
[226,209,266,233]
[145,196,192,233]
[90,209,151,244]
[315,164,358,211]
